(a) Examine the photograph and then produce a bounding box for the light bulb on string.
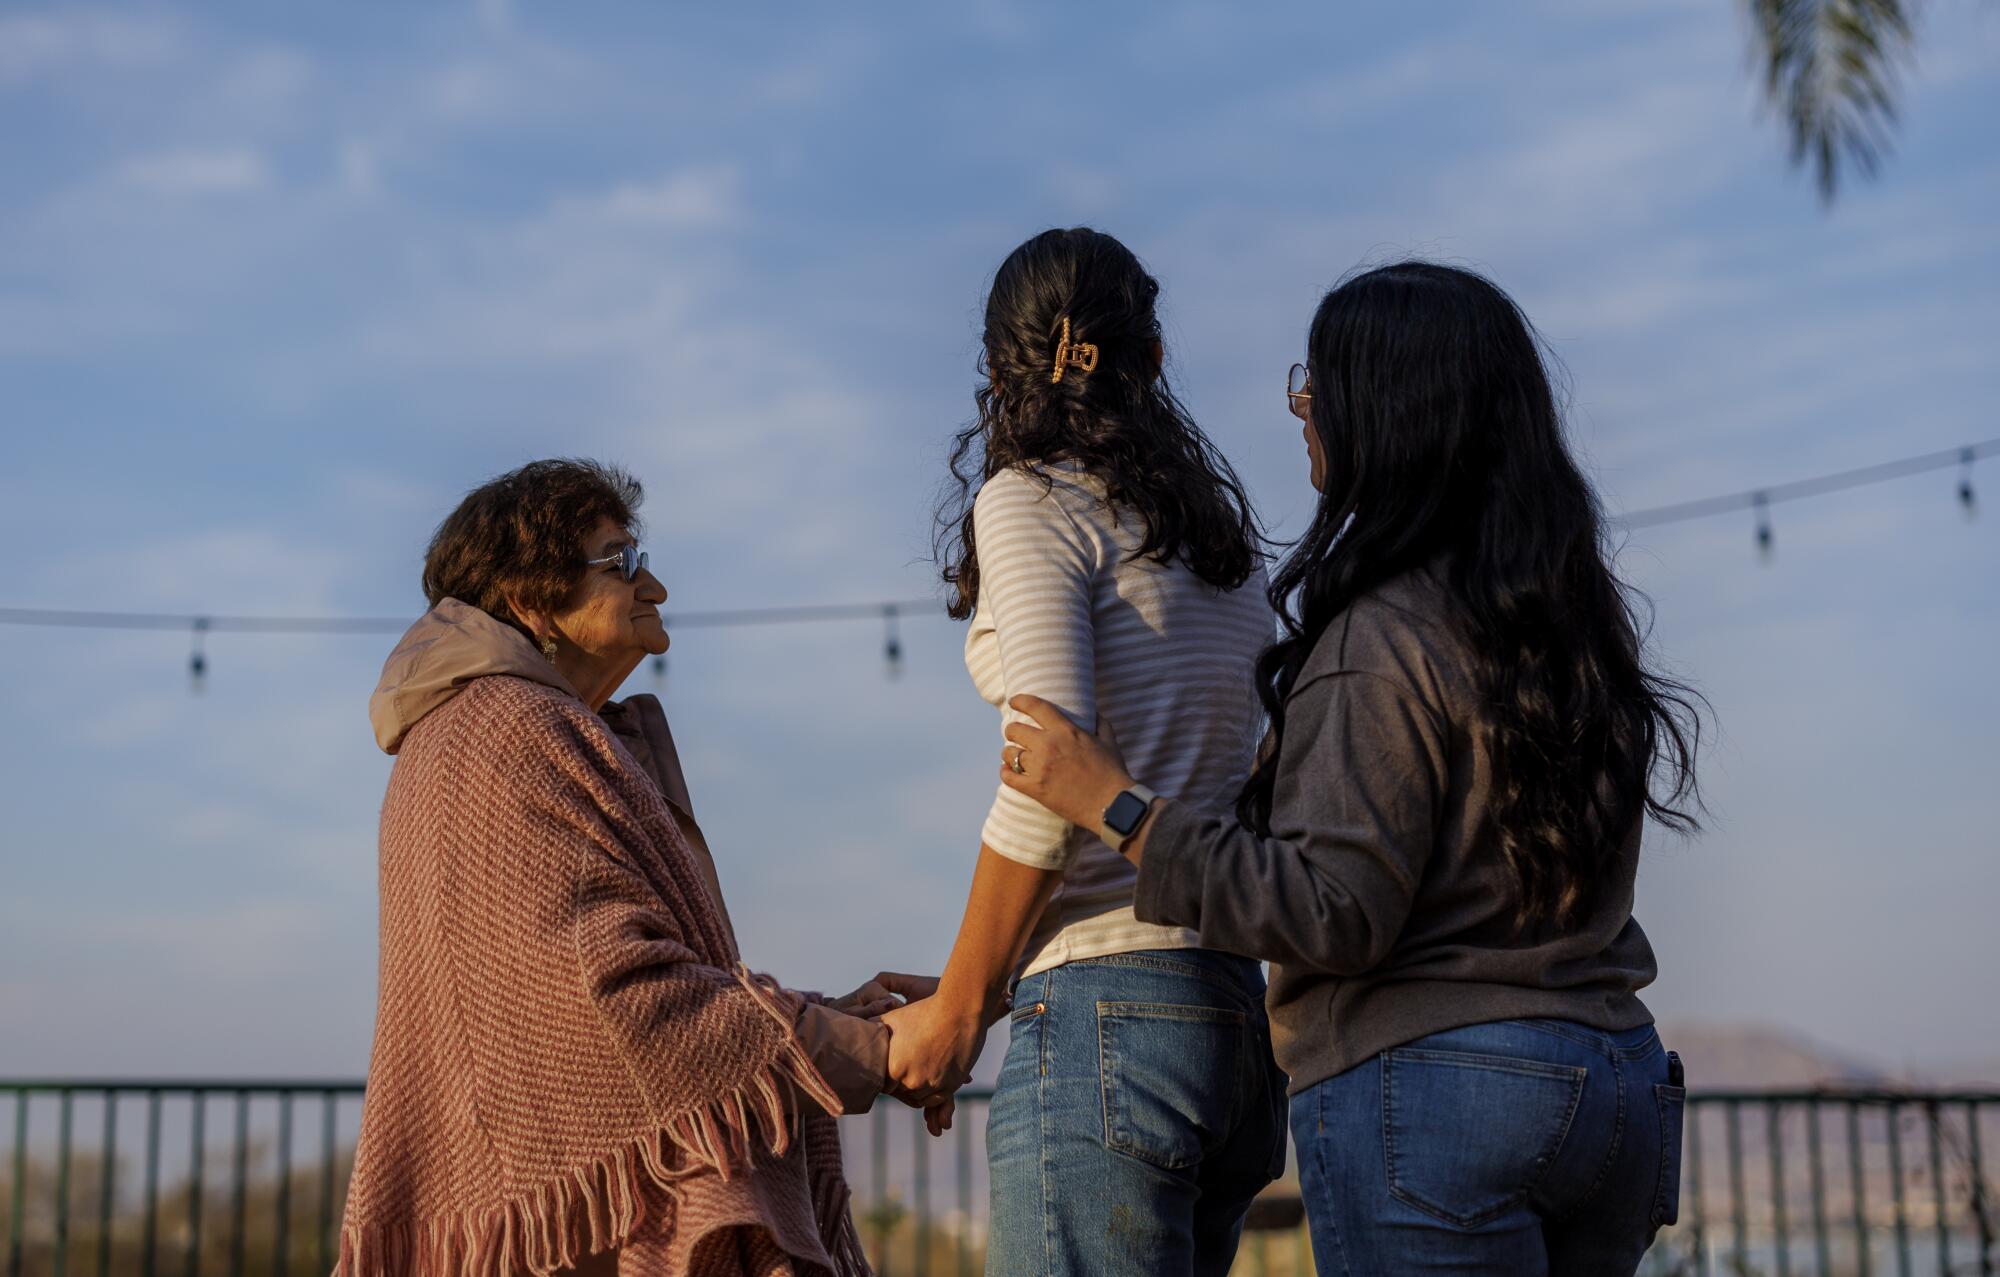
[1959,447,1977,518]
[882,604,903,679]
[1753,492,1774,561]
[189,617,210,694]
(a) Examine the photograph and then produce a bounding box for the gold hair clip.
[1050,316,1099,384]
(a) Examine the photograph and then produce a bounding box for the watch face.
[1104,791,1149,836]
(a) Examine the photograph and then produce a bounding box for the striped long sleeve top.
[964,461,1274,978]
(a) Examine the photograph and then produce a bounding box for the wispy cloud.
[592,168,743,227]
[0,10,179,86]
[112,145,268,195]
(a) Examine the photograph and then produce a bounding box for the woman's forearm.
[933,845,1062,1021]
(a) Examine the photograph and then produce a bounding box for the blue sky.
[1,0,1995,1078]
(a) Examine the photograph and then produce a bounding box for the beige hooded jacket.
[367,598,887,1116]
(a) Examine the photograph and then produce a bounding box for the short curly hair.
[422,458,644,639]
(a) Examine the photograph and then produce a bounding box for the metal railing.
[3,1082,1994,1276]
[1661,1092,1999,1277]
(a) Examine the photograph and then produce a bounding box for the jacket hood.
[368,598,582,754]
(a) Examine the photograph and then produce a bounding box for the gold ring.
[1008,747,1027,774]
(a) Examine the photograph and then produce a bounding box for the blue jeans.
[986,949,1289,1277]
[1292,1019,1685,1277]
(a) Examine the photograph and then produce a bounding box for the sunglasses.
[585,544,649,581]
[1287,363,1312,420]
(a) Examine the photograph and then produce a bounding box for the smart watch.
[1100,783,1159,849]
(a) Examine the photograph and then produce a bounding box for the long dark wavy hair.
[1240,261,1704,932]
[935,227,1260,617]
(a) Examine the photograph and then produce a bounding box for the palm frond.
[1749,0,1915,202]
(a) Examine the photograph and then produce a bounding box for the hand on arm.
[999,694,1147,861]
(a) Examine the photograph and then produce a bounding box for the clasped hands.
[831,972,1006,1137]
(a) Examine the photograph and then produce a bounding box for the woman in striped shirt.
[878,228,1288,1276]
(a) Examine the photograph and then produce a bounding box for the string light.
[188,617,210,693]
[0,436,1993,689]
[1611,436,1998,531]
[883,604,903,678]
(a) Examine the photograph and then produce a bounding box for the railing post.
[8,1089,27,1277]
[97,1093,117,1277]
[955,1111,972,1277]
[913,1113,930,1277]
[1849,1101,1872,1277]
[1806,1100,1831,1277]
[1886,1100,1910,1277]
[1926,1100,1950,1273]
[186,1092,205,1277]
[1686,1099,1708,1277]
[1968,1099,1994,1276]
[228,1092,248,1277]
[1726,1099,1748,1274]
[274,1095,292,1277]
[141,1091,160,1277]
[317,1092,336,1277]
[55,1089,73,1277]
[870,1105,889,1264]
[1767,1099,1790,1276]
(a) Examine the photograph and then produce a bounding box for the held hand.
[871,972,941,1004]
[999,694,1135,834]
[880,995,984,1106]
[829,980,903,1021]
[924,1096,955,1138]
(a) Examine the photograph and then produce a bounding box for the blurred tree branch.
[1748,0,1915,203]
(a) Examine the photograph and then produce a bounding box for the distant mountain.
[1659,1021,1893,1090]
[1928,1058,2000,1088]
[1661,1021,2000,1090]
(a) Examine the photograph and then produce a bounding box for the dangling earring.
[539,634,559,663]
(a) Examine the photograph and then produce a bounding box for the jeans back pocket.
[1097,1001,1246,1170]
[1382,1047,1586,1229]
[1653,1079,1687,1227]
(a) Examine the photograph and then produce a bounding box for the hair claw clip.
[1051,316,1099,383]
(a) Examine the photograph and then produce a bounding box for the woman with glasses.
[341,459,896,1277]
[878,228,1288,1277]
[1001,263,1700,1275]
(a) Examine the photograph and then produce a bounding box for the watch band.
[1099,783,1159,849]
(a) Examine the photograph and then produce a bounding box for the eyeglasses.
[585,544,649,581]
[1287,363,1312,421]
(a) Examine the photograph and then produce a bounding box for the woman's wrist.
[932,976,1004,1028]
[1118,799,1159,866]
[1089,772,1143,843]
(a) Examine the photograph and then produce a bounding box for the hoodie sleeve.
[793,1004,888,1115]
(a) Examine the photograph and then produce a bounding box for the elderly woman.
[339,459,890,1277]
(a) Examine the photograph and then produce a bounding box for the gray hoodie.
[368,598,888,1114]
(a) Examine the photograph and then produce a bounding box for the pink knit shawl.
[337,675,866,1277]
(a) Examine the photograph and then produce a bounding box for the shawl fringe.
[335,966,853,1277]
[813,1166,870,1277]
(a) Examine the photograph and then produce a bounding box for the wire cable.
[1612,437,1997,529]
[1,436,1992,637]
[0,599,941,635]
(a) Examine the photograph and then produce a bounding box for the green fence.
[3,1081,1995,1276]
